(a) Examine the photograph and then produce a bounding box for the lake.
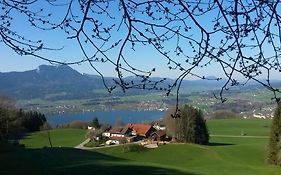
[46,110,165,126]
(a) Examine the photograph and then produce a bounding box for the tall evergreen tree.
[91,117,100,129]
[267,102,281,165]
[165,105,209,145]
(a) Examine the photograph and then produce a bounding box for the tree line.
[165,105,209,145]
[0,97,47,141]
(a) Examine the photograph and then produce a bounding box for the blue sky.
[0,1,218,80]
[0,1,189,78]
[1,1,280,82]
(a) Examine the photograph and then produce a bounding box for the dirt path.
[74,138,91,149]
[75,138,145,150]
[74,138,126,150]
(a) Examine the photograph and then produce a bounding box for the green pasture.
[19,128,86,148]
[2,118,281,175]
[96,140,280,175]
[207,118,271,136]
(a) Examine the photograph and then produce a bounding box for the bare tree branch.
[1,0,281,115]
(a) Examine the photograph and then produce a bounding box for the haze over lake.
[46,110,165,126]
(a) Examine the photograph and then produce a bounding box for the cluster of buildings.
[89,122,169,145]
[240,108,274,119]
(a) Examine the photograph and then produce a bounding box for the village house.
[151,130,169,141]
[153,122,166,131]
[109,126,132,138]
[102,130,111,138]
[105,126,132,145]
[127,123,156,138]
[87,124,111,141]
[100,125,111,138]
[101,123,168,145]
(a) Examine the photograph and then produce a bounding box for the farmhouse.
[109,126,132,138]
[101,123,164,145]
[100,125,111,138]
[127,123,156,138]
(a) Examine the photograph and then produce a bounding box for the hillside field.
[1,118,281,175]
[19,128,86,148]
[208,118,271,136]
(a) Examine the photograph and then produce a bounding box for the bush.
[122,144,145,153]
[119,137,127,144]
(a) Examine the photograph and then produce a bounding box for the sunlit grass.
[19,128,86,148]
[4,118,281,175]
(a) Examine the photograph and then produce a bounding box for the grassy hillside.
[2,119,281,175]
[0,147,190,175]
[207,118,271,136]
[95,119,278,175]
[19,128,86,148]
[96,141,280,175]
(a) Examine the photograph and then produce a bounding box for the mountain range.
[0,65,110,100]
[1,65,277,101]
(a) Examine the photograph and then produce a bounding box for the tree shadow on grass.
[208,142,235,146]
[57,164,194,175]
[17,133,32,140]
[0,147,196,175]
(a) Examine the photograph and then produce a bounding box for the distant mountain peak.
[36,64,80,74]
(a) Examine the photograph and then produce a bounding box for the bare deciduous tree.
[1,0,281,115]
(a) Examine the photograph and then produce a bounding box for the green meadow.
[1,119,281,175]
[207,118,271,136]
[19,128,86,148]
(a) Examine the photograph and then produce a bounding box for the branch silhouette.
[1,0,281,115]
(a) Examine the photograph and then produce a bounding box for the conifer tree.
[268,102,281,165]
[91,117,100,129]
[165,105,209,145]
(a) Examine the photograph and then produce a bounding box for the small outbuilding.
[151,130,168,141]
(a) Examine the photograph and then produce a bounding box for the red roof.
[109,126,131,135]
[127,124,153,136]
